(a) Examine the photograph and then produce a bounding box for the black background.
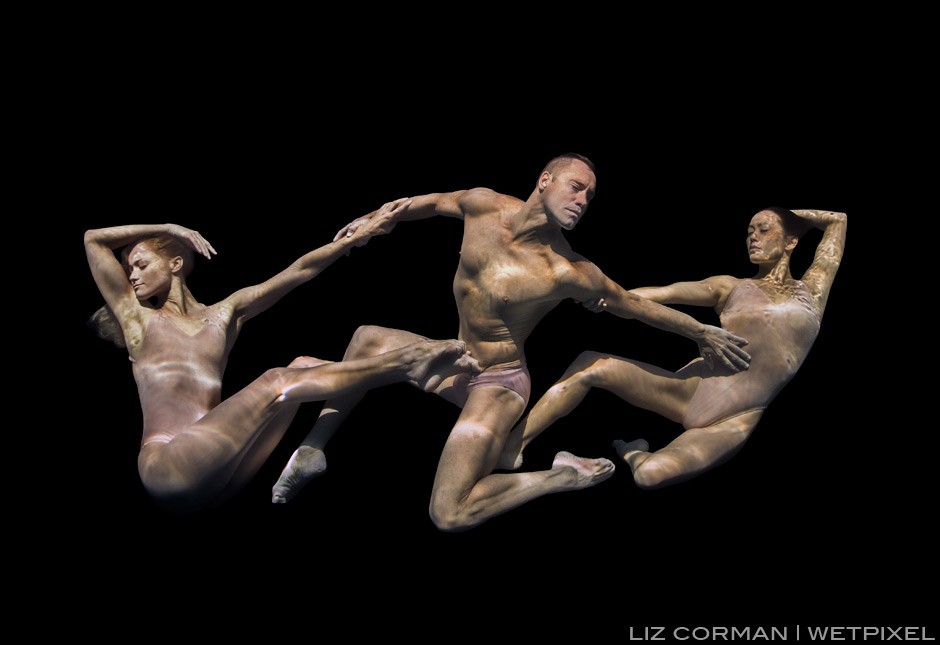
[66,75,931,637]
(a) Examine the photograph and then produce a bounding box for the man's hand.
[334,197,411,243]
[344,198,411,248]
[698,325,750,371]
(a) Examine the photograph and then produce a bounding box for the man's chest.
[458,234,562,303]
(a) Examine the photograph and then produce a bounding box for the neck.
[156,280,199,315]
[512,192,563,242]
[755,255,793,283]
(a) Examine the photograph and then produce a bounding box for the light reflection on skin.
[272,154,755,530]
[500,208,847,489]
[84,206,479,514]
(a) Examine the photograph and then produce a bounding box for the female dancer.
[85,201,477,513]
[499,208,846,488]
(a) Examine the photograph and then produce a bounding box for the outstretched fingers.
[335,217,370,242]
[708,342,751,371]
[702,328,751,372]
[334,197,412,243]
[378,197,412,218]
[193,232,217,259]
[725,331,748,347]
[723,342,752,370]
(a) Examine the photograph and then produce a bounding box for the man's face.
[540,160,597,230]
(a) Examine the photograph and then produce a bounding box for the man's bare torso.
[452,193,579,370]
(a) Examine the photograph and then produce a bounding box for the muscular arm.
[384,191,468,221]
[791,210,847,315]
[565,262,750,371]
[229,199,409,324]
[332,187,501,240]
[84,223,214,328]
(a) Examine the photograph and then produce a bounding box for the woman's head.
[89,235,196,347]
[746,207,809,266]
[122,235,194,300]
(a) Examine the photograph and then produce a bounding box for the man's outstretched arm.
[565,261,751,371]
[333,188,504,241]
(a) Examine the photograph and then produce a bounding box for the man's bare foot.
[551,451,615,488]
[612,438,650,462]
[404,339,482,391]
[271,446,327,504]
[497,427,524,471]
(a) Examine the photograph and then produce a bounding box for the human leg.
[139,340,472,512]
[272,326,478,503]
[216,356,330,503]
[500,351,700,470]
[613,409,764,489]
[429,386,614,531]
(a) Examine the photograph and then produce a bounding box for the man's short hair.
[542,153,595,177]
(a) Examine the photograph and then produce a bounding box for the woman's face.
[126,243,174,300]
[746,211,790,265]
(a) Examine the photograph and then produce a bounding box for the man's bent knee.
[428,500,477,532]
[346,325,391,359]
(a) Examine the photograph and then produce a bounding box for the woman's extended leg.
[214,356,332,505]
[138,339,475,513]
[271,325,463,503]
[613,409,764,489]
[499,351,701,470]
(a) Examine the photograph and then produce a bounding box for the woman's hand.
[334,197,412,243]
[166,224,217,259]
[345,198,412,247]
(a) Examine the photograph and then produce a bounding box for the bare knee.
[428,474,487,532]
[633,445,716,490]
[571,351,613,387]
[346,325,391,359]
[259,367,292,403]
[288,355,328,369]
[138,452,211,515]
[428,499,477,532]
[633,459,673,490]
